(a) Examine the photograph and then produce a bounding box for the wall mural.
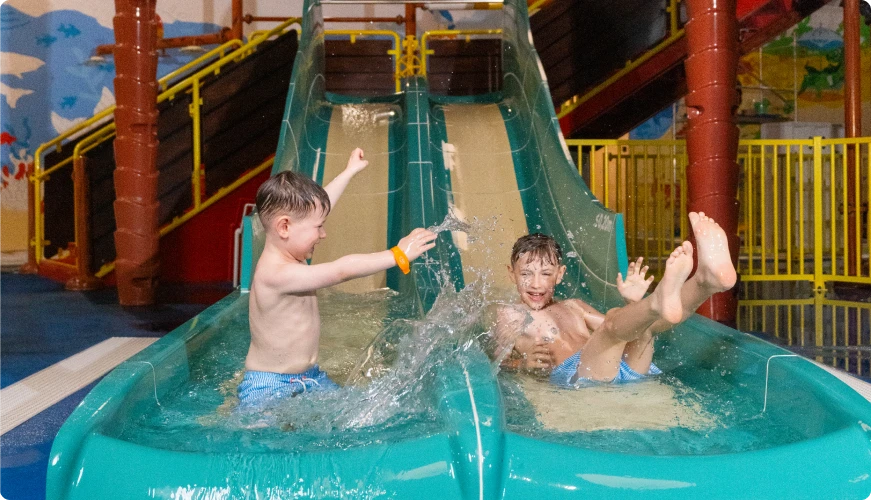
[0,2,221,260]
[630,3,870,140]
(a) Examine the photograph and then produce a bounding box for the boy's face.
[508,253,566,311]
[273,204,328,262]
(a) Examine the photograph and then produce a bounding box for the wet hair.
[255,171,331,225]
[510,233,563,267]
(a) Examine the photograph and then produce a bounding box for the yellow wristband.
[390,246,411,274]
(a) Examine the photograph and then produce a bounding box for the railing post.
[20,168,39,274]
[66,155,102,291]
[812,136,824,293]
[191,79,203,209]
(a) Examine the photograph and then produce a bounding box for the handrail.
[565,136,871,290]
[556,0,683,120]
[30,16,302,269]
[419,29,503,75]
[324,29,403,92]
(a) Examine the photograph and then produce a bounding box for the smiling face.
[270,203,328,262]
[508,253,566,311]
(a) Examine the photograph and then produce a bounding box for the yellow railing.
[323,30,403,92]
[419,29,504,76]
[556,0,683,120]
[737,295,871,378]
[566,137,871,291]
[569,139,690,273]
[31,17,301,274]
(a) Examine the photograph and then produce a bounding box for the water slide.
[47,0,871,498]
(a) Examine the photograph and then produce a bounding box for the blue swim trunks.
[237,365,339,407]
[549,351,662,388]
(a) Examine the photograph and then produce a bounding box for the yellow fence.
[566,137,871,291]
[737,293,871,379]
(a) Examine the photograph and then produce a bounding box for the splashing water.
[427,209,474,236]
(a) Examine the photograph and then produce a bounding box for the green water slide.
[47,0,871,498]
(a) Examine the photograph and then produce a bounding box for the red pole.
[684,0,741,324]
[113,0,160,305]
[844,0,862,275]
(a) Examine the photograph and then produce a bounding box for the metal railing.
[419,29,504,76]
[324,30,403,92]
[29,17,301,279]
[738,295,871,379]
[566,137,871,291]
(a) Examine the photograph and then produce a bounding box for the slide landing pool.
[47,0,871,498]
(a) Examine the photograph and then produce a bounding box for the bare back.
[246,253,321,374]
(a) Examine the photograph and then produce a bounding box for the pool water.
[114,216,852,460]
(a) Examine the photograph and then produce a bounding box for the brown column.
[113,0,160,305]
[405,3,417,37]
[844,0,862,275]
[231,0,244,41]
[684,0,741,323]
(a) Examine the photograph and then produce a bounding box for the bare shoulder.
[253,253,306,288]
[560,298,598,313]
[496,304,529,326]
[550,299,593,319]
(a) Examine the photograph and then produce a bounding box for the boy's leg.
[645,212,739,335]
[577,243,693,382]
[621,328,655,374]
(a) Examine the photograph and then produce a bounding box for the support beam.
[112,0,160,305]
[844,0,862,275]
[684,0,741,324]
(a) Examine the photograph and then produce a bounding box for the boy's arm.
[568,299,606,331]
[323,148,368,209]
[264,228,436,294]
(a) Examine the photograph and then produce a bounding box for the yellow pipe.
[324,30,402,92]
[420,29,503,75]
[799,147,805,275]
[860,144,862,276]
[813,136,824,291]
[785,147,792,273]
[830,144,836,278]
[191,80,203,209]
[159,40,244,91]
[772,145,779,275]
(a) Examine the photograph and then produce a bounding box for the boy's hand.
[616,257,654,303]
[513,336,554,372]
[397,228,438,260]
[345,148,369,175]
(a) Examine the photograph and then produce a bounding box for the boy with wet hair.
[495,212,737,386]
[239,149,438,407]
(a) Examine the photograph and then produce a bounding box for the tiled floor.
[1,273,215,500]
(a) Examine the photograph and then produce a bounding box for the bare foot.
[652,242,694,324]
[689,212,737,292]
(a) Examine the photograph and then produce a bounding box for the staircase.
[532,0,829,138]
[36,27,299,286]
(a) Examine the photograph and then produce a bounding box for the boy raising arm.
[495,212,736,385]
[239,149,437,407]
